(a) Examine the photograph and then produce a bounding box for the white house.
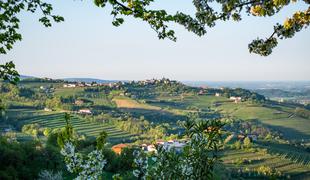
[215,93,221,97]
[162,140,187,153]
[147,145,157,152]
[144,140,187,154]
[156,140,165,145]
[230,96,242,103]
[78,109,92,114]
[63,84,76,88]
[44,107,52,112]
[141,144,157,153]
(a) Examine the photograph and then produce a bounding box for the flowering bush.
[58,113,107,179]
[132,118,224,179]
[60,141,107,180]
[38,170,63,180]
[132,150,148,179]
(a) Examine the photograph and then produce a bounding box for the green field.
[87,97,115,107]
[18,81,63,89]
[113,96,161,110]
[54,87,85,97]
[184,95,229,108]
[220,103,310,140]
[183,96,310,141]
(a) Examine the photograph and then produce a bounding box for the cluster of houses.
[63,82,123,88]
[128,78,178,86]
[297,99,310,105]
[63,83,96,88]
[141,139,187,154]
[63,78,180,90]
[111,139,188,155]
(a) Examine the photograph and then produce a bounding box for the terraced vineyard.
[4,109,134,144]
[258,141,310,166]
[221,149,310,179]
[190,97,310,141]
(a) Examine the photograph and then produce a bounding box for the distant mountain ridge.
[19,75,36,79]
[62,78,119,83]
[184,81,310,91]
[19,75,119,83]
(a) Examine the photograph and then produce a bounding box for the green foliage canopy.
[93,0,309,56]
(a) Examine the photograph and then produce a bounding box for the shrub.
[234,141,242,150]
[22,123,42,137]
[243,137,252,149]
[43,128,52,137]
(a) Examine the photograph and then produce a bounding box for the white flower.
[60,141,107,180]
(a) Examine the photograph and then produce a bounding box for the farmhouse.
[198,89,207,95]
[44,107,52,112]
[230,96,242,103]
[215,93,221,97]
[108,83,114,88]
[112,144,128,154]
[78,109,92,114]
[156,139,165,145]
[75,99,84,106]
[141,144,157,153]
[63,84,76,88]
[77,83,85,87]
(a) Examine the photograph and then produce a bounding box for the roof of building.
[112,143,128,148]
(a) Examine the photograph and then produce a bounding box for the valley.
[1,78,310,179]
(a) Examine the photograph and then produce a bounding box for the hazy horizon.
[20,74,310,82]
[1,0,309,81]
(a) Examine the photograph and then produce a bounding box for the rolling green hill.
[1,78,310,179]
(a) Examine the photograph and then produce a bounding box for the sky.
[1,0,309,81]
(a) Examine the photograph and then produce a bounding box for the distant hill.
[19,75,36,79]
[184,81,310,91]
[62,78,119,83]
[17,75,121,84]
[254,88,310,98]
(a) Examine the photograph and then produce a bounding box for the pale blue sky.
[1,0,309,81]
